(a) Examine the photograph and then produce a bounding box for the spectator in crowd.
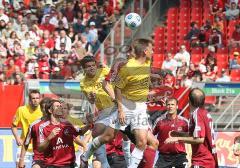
[55,30,72,51]
[185,22,200,44]
[233,135,240,167]
[73,17,86,34]
[216,69,231,82]
[11,89,42,168]
[39,30,55,50]
[174,45,191,67]
[210,0,223,16]
[39,14,55,32]
[162,52,178,76]
[212,16,224,33]
[197,27,208,48]
[229,51,240,69]
[228,24,240,48]
[0,6,9,23]
[225,1,240,20]
[202,65,217,81]
[209,28,222,48]
[153,98,189,168]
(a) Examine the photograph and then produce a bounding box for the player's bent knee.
[136,139,147,150]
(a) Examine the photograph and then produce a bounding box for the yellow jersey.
[80,67,114,110]
[114,58,151,102]
[12,105,42,140]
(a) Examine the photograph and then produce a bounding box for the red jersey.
[153,113,189,154]
[189,108,218,168]
[25,119,45,161]
[106,132,124,156]
[39,121,78,167]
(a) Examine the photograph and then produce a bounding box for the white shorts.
[109,98,149,131]
[16,147,33,163]
[95,106,117,126]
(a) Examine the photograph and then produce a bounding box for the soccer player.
[165,88,218,168]
[80,55,118,168]
[38,99,90,168]
[18,97,52,168]
[153,98,189,168]
[11,89,42,167]
[81,38,157,168]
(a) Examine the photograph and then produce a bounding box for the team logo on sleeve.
[64,129,69,136]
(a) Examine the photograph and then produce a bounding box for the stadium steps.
[210,96,240,130]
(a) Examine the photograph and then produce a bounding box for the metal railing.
[214,93,240,130]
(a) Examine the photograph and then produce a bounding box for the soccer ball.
[125,13,142,30]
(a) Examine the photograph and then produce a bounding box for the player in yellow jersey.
[80,55,117,168]
[11,89,42,168]
[81,39,159,168]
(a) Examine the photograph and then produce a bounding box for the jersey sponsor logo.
[64,129,69,136]
[56,137,63,145]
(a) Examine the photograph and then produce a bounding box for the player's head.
[189,88,205,108]
[40,97,52,116]
[132,38,153,59]
[80,55,97,77]
[45,99,62,118]
[61,102,73,119]
[29,89,41,109]
[166,98,178,114]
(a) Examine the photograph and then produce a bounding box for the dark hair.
[80,55,95,68]
[40,97,52,113]
[189,88,205,108]
[29,89,40,98]
[166,98,178,105]
[132,38,152,57]
[45,99,61,115]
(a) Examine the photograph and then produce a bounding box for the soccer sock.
[138,147,156,168]
[94,145,111,168]
[83,137,102,161]
[129,147,144,168]
[122,140,131,166]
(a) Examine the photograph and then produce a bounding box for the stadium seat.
[216,53,229,62]
[217,61,228,70]
[231,69,240,82]
[217,47,229,54]
[205,96,217,105]
[191,53,202,64]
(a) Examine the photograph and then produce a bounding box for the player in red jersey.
[38,99,90,168]
[19,97,52,168]
[165,88,218,168]
[153,98,189,168]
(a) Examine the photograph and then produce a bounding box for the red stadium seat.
[217,47,229,54]
[205,96,217,105]
[216,53,229,62]
[191,47,202,54]
[191,53,202,64]
[231,69,240,82]
[217,61,228,70]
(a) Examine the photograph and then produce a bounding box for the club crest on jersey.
[177,127,183,132]
[64,129,69,136]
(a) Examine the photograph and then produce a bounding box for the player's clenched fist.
[47,128,61,140]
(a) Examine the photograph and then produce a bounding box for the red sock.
[138,147,156,168]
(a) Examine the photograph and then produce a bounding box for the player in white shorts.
[81,39,158,168]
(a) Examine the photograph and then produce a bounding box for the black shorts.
[155,153,188,168]
[32,160,45,168]
[107,153,127,168]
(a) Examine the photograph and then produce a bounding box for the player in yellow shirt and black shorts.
[81,39,159,168]
[11,89,42,168]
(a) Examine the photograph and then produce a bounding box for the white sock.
[94,145,110,168]
[122,140,131,166]
[128,147,144,168]
[83,137,102,160]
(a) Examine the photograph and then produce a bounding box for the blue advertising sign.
[0,129,32,168]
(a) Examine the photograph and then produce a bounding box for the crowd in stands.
[152,0,240,92]
[0,0,127,85]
